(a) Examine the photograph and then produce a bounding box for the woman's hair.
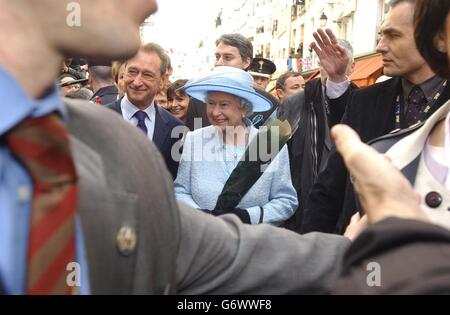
[240,98,253,117]
[167,79,188,99]
[112,60,126,84]
[414,0,450,78]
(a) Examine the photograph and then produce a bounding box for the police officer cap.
[248,57,276,79]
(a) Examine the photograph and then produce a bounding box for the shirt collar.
[401,75,446,101]
[0,66,66,136]
[121,93,155,120]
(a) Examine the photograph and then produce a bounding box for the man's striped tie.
[6,114,78,295]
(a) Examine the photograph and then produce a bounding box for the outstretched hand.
[310,28,350,83]
[331,124,428,224]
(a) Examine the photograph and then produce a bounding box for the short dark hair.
[414,0,450,79]
[215,33,253,63]
[276,71,302,90]
[88,65,114,84]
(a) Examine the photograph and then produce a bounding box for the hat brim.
[183,83,273,113]
[248,71,272,79]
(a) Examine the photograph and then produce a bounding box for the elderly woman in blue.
[174,66,297,225]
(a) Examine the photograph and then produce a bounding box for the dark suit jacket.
[301,78,450,234]
[106,97,185,179]
[185,88,280,130]
[185,98,208,131]
[282,78,357,233]
[333,218,450,294]
[91,85,118,105]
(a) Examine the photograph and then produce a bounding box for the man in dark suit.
[107,43,185,179]
[301,0,450,234]
[186,33,280,130]
[281,31,357,233]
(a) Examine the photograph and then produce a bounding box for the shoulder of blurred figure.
[368,121,425,154]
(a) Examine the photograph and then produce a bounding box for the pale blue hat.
[180,66,272,113]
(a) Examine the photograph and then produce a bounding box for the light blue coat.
[174,125,298,225]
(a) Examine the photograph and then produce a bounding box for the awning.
[301,52,383,88]
[306,70,320,81]
[350,53,383,88]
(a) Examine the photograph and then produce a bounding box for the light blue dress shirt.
[0,67,90,294]
[121,94,156,140]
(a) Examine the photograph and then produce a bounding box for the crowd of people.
[1,0,450,295]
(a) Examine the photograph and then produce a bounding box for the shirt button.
[425,191,442,208]
[18,186,31,202]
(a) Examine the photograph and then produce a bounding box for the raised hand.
[310,28,350,83]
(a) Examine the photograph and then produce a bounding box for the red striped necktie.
[6,114,78,295]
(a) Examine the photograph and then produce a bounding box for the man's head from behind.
[124,43,169,110]
[88,63,114,93]
[376,0,433,82]
[215,34,253,70]
[276,71,305,102]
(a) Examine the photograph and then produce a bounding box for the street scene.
[1,0,450,299]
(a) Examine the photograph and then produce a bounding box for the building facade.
[209,0,391,74]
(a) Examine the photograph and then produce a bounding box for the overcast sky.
[143,0,220,53]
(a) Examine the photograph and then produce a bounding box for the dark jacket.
[106,97,185,179]
[185,88,280,130]
[185,98,208,131]
[91,85,119,106]
[333,218,450,294]
[282,78,357,232]
[248,88,280,128]
[301,77,450,234]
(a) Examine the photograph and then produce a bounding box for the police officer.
[248,57,276,91]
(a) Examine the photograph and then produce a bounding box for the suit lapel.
[376,78,401,133]
[401,156,421,185]
[108,98,124,116]
[153,105,169,150]
[70,136,138,294]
